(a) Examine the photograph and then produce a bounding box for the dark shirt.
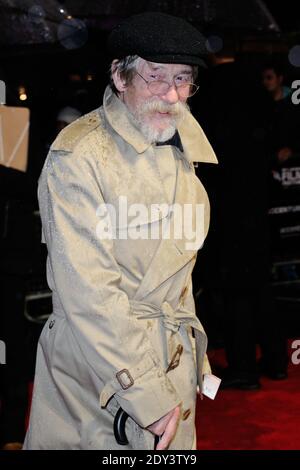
[156,131,183,152]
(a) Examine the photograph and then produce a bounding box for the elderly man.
[23,12,217,450]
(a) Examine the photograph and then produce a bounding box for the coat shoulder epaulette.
[50,108,102,152]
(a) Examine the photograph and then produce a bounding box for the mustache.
[140,99,190,117]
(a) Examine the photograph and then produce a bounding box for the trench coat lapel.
[134,155,199,300]
[132,106,218,300]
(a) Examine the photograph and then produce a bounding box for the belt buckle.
[116,369,134,390]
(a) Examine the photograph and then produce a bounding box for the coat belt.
[129,299,203,333]
[129,299,208,390]
[51,294,208,390]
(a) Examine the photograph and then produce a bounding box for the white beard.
[130,99,190,144]
[138,122,177,143]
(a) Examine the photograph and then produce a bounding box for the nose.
[161,85,180,104]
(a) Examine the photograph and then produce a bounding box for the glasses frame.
[135,71,199,98]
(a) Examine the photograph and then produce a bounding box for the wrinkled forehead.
[139,58,193,75]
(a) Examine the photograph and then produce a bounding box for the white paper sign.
[202,374,222,400]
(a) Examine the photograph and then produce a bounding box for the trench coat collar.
[102,86,218,165]
[103,85,152,154]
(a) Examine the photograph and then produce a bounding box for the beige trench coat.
[23,86,217,450]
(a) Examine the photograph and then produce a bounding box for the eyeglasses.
[135,71,199,98]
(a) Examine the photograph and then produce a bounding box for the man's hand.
[147,405,181,450]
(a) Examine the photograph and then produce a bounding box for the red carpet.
[196,343,300,450]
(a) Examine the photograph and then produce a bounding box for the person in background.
[194,62,288,391]
[262,62,300,165]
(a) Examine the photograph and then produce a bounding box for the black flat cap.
[107,12,208,67]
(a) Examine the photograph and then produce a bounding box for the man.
[23,12,217,450]
[262,62,300,164]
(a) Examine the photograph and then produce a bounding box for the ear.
[111,60,127,93]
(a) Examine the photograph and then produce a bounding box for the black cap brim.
[142,54,207,68]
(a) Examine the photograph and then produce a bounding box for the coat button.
[49,319,55,329]
[182,409,191,421]
[165,344,183,373]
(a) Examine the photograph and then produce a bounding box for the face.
[113,58,193,143]
[262,68,283,93]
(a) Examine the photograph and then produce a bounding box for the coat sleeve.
[39,147,181,429]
